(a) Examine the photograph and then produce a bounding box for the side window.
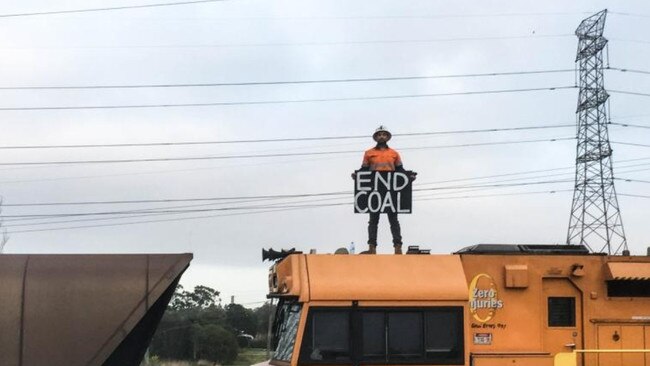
[425,308,464,364]
[361,312,385,361]
[607,280,650,297]
[388,312,423,360]
[300,309,351,363]
[301,307,464,365]
[548,297,576,327]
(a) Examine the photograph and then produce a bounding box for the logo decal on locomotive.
[469,273,504,323]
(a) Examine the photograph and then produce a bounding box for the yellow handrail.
[554,349,650,366]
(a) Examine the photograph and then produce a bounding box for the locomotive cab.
[264,252,470,366]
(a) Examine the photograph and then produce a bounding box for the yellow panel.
[553,352,577,366]
[621,326,645,366]
[597,325,621,366]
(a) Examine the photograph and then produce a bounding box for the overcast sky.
[1,0,649,306]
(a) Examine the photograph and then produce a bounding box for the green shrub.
[196,324,239,364]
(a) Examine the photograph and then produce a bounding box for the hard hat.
[373,125,392,141]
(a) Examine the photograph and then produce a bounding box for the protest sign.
[354,170,412,213]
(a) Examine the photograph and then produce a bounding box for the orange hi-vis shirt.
[362,147,403,171]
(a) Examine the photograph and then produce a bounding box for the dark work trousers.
[368,211,402,246]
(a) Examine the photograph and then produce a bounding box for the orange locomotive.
[256,245,650,366]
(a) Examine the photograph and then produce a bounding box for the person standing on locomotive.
[353,126,415,254]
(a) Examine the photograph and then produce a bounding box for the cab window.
[299,307,464,365]
[272,300,302,362]
[302,309,351,362]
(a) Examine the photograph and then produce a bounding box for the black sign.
[354,171,412,213]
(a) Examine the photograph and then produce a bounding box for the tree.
[254,302,275,336]
[169,285,220,311]
[196,324,239,364]
[225,303,258,337]
[190,285,220,309]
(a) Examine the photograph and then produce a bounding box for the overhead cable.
[0,136,574,166]
[0,67,639,91]
[0,0,225,18]
[4,34,573,50]
[3,158,650,209]
[609,90,650,98]
[3,189,575,228]
[0,191,349,207]
[612,141,650,148]
[0,69,574,90]
[609,122,650,130]
[609,11,650,18]
[192,12,592,21]
[618,193,650,199]
[609,67,650,75]
[0,86,576,111]
[5,189,573,234]
[617,177,650,184]
[0,179,575,219]
[0,123,575,150]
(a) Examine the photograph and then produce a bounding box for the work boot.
[394,245,402,255]
[368,244,377,254]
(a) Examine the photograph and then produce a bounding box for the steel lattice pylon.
[567,9,627,254]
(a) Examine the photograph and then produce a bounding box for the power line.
[609,90,650,98]
[617,178,650,184]
[0,177,579,222]
[0,137,642,186]
[417,189,574,201]
[15,163,650,229]
[170,12,592,21]
[610,38,650,45]
[0,66,638,92]
[0,69,574,91]
[0,85,575,111]
[6,205,315,234]
[3,34,573,50]
[0,124,575,150]
[609,67,650,75]
[417,159,650,186]
[0,0,225,18]
[4,188,573,228]
[610,122,650,130]
[618,193,650,199]
[0,179,575,219]
[4,189,573,234]
[612,141,650,148]
[0,136,574,166]
[4,157,650,209]
[2,196,353,225]
[609,11,650,18]
[10,166,650,228]
[0,191,349,207]
[6,165,647,229]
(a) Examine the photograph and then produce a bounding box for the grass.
[153,348,269,366]
[227,348,268,365]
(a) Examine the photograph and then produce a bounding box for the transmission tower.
[567,9,627,254]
